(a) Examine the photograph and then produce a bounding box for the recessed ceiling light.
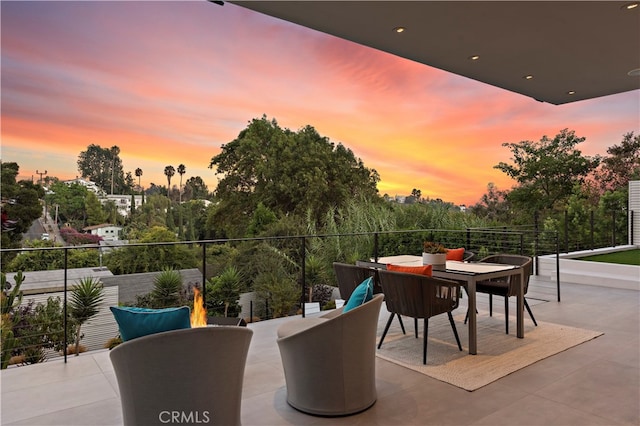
[393,27,406,33]
[628,68,640,77]
[622,2,639,10]
[468,55,480,61]
[567,91,576,95]
[523,75,534,80]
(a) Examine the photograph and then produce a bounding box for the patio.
[1,274,638,426]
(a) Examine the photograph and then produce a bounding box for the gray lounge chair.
[276,293,384,416]
[110,326,253,426]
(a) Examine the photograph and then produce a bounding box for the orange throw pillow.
[446,248,465,261]
[386,264,433,277]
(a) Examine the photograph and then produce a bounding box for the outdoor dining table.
[371,255,525,355]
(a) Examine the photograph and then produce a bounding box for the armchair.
[276,293,384,416]
[110,326,253,426]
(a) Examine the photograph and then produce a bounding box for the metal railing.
[1,227,560,366]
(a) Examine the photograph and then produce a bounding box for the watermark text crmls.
[158,410,211,424]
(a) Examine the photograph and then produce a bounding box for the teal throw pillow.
[343,276,373,313]
[110,306,191,341]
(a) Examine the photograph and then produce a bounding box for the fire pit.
[192,287,247,327]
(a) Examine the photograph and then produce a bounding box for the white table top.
[374,255,517,275]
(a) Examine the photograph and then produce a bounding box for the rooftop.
[2,274,638,425]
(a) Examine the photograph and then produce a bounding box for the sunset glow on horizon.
[2,1,638,206]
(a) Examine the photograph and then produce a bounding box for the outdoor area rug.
[375,312,603,391]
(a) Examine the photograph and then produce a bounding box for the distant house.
[63,177,105,196]
[101,194,143,217]
[83,223,123,241]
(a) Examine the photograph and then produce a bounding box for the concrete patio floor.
[1,275,638,426]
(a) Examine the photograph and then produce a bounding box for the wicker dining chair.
[464,254,536,334]
[377,269,462,364]
[333,262,379,299]
[334,262,406,334]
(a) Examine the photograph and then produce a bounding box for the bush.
[150,268,186,308]
[59,227,102,245]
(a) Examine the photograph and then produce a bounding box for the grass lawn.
[577,249,640,266]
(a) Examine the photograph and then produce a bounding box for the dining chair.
[334,262,406,334]
[465,254,536,334]
[462,250,475,261]
[333,262,379,299]
[377,269,462,364]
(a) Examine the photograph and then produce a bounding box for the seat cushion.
[110,306,191,341]
[386,263,433,276]
[446,247,465,261]
[343,276,374,313]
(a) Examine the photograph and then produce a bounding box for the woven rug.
[375,312,603,391]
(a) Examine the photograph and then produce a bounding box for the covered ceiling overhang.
[231,1,640,105]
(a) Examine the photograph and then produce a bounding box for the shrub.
[150,268,185,308]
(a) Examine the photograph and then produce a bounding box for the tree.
[209,116,380,236]
[594,132,640,193]
[77,145,127,194]
[469,183,512,223]
[146,183,167,197]
[177,164,186,203]
[85,192,108,226]
[135,168,143,193]
[0,162,43,252]
[103,226,199,274]
[183,176,209,201]
[411,188,422,201]
[495,129,600,212]
[164,165,175,195]
[45,182,90,228]
[246,202,277,237]
[68,277,104,356]
[124,171,135,194]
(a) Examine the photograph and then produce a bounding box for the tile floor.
[1,275,639,426]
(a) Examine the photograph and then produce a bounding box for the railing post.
[590,210,595,250]
[201,243,207,308]
[300,236,306,318]
[564,210,569,253]
[612,210,616,247]
[519,232,524,255]
[63,248,68,364]
[631,210,635,245]
[555,233,561,302]
[534,211,539,275]
[373,232,379,261]
[466,228,471,252]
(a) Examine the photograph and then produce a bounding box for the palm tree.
[177,164,186,203]
[135,168,143,193]
[164,165,175,197]
[68,277,104,356]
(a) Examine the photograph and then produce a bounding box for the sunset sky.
[2,1,639,206]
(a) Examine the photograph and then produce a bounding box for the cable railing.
[1,227,560,367]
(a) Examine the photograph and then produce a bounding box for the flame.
[191,287,208,327]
